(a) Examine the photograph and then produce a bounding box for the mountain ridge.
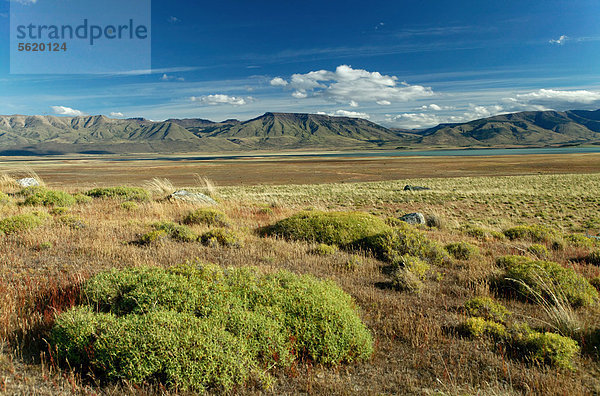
[1,109,600,155]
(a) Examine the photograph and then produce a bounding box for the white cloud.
[349,100,359,108]
[274,65,434,106]
[388,104,506,129]
[10,0,37,4]
[292,91,307,99]
[514,89,600,104]
[190,94,252,106]
[549,35,568,45]
[318,110,371,119]
[161,74,184,82]
[110,112,124,117]
[51,106,85,117]
[168,16,180,23]
[269,77,288,87]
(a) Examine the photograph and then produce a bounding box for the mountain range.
[1,109,600,155]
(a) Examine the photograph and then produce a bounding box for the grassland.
[1,162,600,394]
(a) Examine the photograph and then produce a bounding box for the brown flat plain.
[1,152,600,187]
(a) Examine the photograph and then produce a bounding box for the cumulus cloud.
[549,35,568,45]
[110,112,124,117]
[419,103,455,111]
[272,65,434,106]
[190,94,252,106]
[318,110,371,120]
[51,106,85,117]
[270,77,288,87]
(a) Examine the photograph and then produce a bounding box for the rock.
[404,185,430,191]
[399,212,426,225]
[168,190,217,205]
[16,178,40,187]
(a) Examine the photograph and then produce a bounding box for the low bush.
[261,211,391,247]
[504,224,563,247]
[20,187,76,207]
[86,186,151,202]
[0,212,48,235]
[50,207,69,215]
[51,264,374,391]
[183,208,229,227]
[585,250,600,266]
[464,297,510,323]
[152,221,197,242]
[120,201,139,211]
[73,194,93,204]
[199,228,241,248]
[509,323,580,370]
[356,223,449,265]
[496,255,531,268]
[139,229,169,245]
[59,215,86,229]
[445,241,479,260]
[527,244,549,259]
[502,258,598,308]
[565,234,594,248]
[461,224,488,240]
[425,213,443,229]
[310,243,338,256]
[460,317,507,339]
[590,277,600,292]
[0,192,11,205]
[391,254,430,280]
[390,269,423,294]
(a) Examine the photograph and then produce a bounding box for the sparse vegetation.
[310,243,338,256]
[0,211,48,234]
[19,187,76,207]
[199,228,242,248]
[464,297,510,323]
[445,241,479,260]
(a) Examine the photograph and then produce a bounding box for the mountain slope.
[1,109,600,155]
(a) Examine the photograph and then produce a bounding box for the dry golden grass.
[0,171,600,394]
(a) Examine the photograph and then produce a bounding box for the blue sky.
[1,0,600,128]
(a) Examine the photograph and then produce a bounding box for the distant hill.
[1,109,600,155]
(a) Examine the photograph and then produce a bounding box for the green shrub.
[51,264,374,391]
[565,234,594,248]
[50,207,69,215]
[461,224,488,240]
[261,211,391,247]
[425,213,443,229]
[391,254,430,280]
[590,277,600,292]
[509,323,579,369]
[460,317,507,339]
[20,187,76,207]
[59,215,86,229]
[0,212,48,235]
[183,208,229,227]
[73,194,92,204]
[585,250,600,266]
[390,268,423,293]
[153,221,197,242]
[496,255,532,268]
[356,224,449,265]
[199,228,241,248]
[0,192,11,205]
[503,259,598,307]
[527,244,549,259]
[86,187,150,202]
[120,201,139,211]
[504,224,563,246]
[445,241,479,260]
[139,229,169,245]
[464,297,510,323]
[310,243,338,256]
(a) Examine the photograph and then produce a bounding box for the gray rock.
[404,185,430,191]
[399,212,426,225]
[168,190,217,205]
[16,177,40,187]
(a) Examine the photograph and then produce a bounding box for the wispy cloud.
[318,110,370,119]
[549,35,568,45]
[109,112,124,117]
[160,73,185,82]
[168,16,180,23]
[50,106,85,116]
